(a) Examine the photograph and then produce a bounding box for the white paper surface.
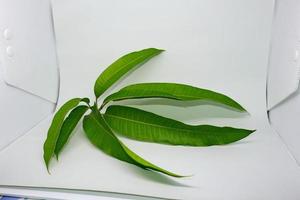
[0,0,59,103]
[1,0,300,199]
[267,0,300,109]
[269,89,300,165]
[0,63,54,151]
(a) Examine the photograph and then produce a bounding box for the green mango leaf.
[102,82,246,112]
[103,105,254,146]
[43,98,87,171]
[94,48,164,99]
[54,105,89,158]
[81,98,90,105]
[83,106,184,177]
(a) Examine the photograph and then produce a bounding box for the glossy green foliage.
[94,48,164,98]
[103,83,246,111]
[54,105,89,158]
[104,105,254,146]
[43,98,82,170]
[83,106,183,177]
[43,48,254,177]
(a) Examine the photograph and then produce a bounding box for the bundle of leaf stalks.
[43,48,254,177]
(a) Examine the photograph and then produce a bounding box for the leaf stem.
[80,98,94,110]
[99,102,107,111]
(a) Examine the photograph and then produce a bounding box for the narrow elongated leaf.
[102,83,246,112]
[43,98,83,170]
[54,105,89,158]
[104,105,254,146]
[94,48,164,98]
[83,106,183,177]
[81,98,90,105]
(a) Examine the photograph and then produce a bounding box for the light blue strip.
[1,196,25,200]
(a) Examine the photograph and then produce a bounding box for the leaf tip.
[164,170,191,178]
[244,129,256,135]
[43,147,52,175]
[241,108,248,113]
[156,48,165,53]
[174,174,193,178]
[55,153,59,161]
[235,104,248,113]
[241,129,256,140]
[46,167,51,175]
[44,161,51,175]
[148,48,165,53]
[182,173,194,178]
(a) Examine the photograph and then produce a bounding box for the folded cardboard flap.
[0,0,59,104]
[1,0,300,200]
[267,0,300,110]
[267,0,300,166]
[0,62,54,150]
[269,90,300,165]
[0,0,58,149]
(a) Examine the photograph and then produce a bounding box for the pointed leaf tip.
[94,48,164,98]
[83,107,183,178]
[103,83,248,112]
[54,105,89,157]
[43,98,89,171]
[104,105,253,146]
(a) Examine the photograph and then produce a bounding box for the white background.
[0,0,300,199]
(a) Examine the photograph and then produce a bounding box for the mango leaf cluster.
[43,48,254,177]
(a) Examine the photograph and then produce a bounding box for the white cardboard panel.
[0,62,54,150]
[0,0,59,103]
[269,89,300,164]
[267,0,300,109]
[1,0,300,199]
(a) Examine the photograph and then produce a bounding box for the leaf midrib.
[104,113,196,134]
[89,113,117,138]
[97,51,156,87]
[110,93,218,101]
[88,113,141,164]
[108,86,232,104]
